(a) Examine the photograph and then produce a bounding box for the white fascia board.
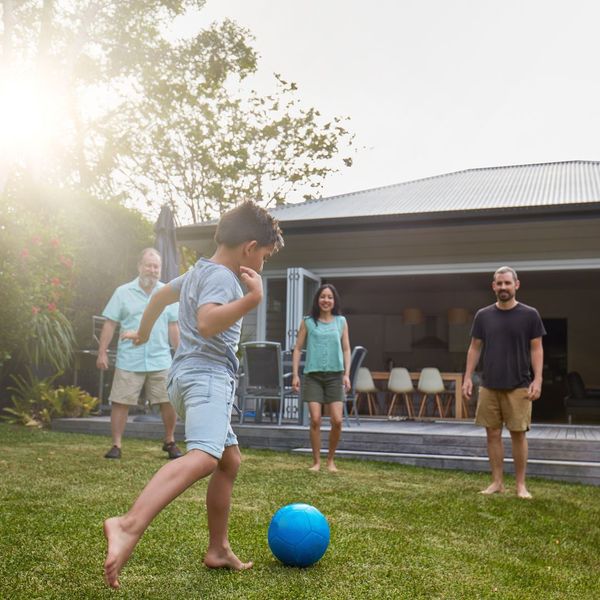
[263,257,600,279]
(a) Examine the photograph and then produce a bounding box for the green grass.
[1,424,600,600]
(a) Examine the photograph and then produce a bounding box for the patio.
[52,415,600,486]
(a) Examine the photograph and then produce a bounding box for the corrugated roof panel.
[270,161,600,221]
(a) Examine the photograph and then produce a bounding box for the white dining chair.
[417,367,446,418]
[353,367,378,416]
[386,367,415,418]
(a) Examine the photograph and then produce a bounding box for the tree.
[1,2,354,222]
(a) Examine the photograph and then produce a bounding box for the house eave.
[175,202,600,244]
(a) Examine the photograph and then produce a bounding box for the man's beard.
[139,275,159,288]
[496,290,513,302]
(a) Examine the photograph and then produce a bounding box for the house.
[176,160,600,421]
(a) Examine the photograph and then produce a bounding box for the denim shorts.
[167,368,238,459]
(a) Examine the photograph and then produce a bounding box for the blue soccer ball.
[268,503,330,567]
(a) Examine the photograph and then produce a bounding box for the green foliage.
[108,17,355,221]
[27,311,76,372]
[3,372,98,428]
[0,188,153,381]
[0,194,77,373]
[1,2,354,222]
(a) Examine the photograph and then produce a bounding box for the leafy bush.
[2,372,98,428]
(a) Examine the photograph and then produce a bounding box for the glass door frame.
[285,267,321,350]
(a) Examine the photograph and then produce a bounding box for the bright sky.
[183,0,600,200]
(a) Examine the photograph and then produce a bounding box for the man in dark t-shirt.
[462,266,545,499]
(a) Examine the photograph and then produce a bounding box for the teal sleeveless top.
[303,315,346,374]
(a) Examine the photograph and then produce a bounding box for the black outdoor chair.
[240,341,296,426]
[564,371,600,424]
[344,346,368,426]
[281,349,306,422]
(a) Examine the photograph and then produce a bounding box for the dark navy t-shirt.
[471,302,546,389]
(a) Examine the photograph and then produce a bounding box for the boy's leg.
[326,401,343,472]
[308,402,323,471]
[204,445,253,570]
[104,449,217,588]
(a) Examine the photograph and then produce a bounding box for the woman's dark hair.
[310,284,342,324]
[214,201,284,251]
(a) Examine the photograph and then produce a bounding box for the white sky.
[178,0,600,200]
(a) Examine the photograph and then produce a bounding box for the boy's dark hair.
[215,201,284,250]
[310,284,342,325]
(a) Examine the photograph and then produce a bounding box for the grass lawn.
[1,424,600,600]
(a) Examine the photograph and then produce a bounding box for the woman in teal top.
[292,284,351,472]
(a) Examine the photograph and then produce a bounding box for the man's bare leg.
[203,446,253,570]
[326,402,343,472]
[110,402,130,448]
[481,427,506,494]
[510,430,532,499]
[103,449,217,588]
[158,401,177,444]
[308,402,322,471]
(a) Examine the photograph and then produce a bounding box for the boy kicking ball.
[103,202,283,588]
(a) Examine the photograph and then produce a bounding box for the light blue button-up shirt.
[102,278,178,372]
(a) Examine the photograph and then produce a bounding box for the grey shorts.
[109,368,170,406]
[301,372,345,404]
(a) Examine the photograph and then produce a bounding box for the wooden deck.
[52,417,600,486]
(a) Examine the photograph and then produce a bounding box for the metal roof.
[268,160,600,222]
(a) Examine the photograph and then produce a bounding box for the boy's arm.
[121,284,180,345]
[196,267,263,338]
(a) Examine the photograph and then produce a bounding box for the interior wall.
[330,273,600,385]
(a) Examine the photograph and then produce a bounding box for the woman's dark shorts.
[301,371,345,404]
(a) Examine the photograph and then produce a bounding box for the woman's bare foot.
[327,461,338,473]
[308,463,320,472]
[103,517,141,589]
[479,483,505,495]
[204,546,253,570]
[516,486,532,499]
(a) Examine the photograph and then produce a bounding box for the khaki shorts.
[109,368,170,406]
[301,372,345,404]
[475,386,532,432]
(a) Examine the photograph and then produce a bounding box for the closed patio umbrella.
[154,205,179,283]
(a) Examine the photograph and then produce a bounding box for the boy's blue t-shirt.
[168,258,243,382]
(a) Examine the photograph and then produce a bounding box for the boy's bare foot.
[308,464,320,472]
[516,487,532,499]
[204,547,253,570]
[327,462,338,473]
[479,483,506,495]
[103,517,140,589]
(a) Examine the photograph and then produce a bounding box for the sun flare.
[0,70,70,164]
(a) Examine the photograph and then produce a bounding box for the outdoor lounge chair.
[564,371,600,424]
[344,346,368,426]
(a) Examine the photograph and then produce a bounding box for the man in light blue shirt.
[97,248,181,459]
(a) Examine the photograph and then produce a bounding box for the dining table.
[370,371,466,419]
